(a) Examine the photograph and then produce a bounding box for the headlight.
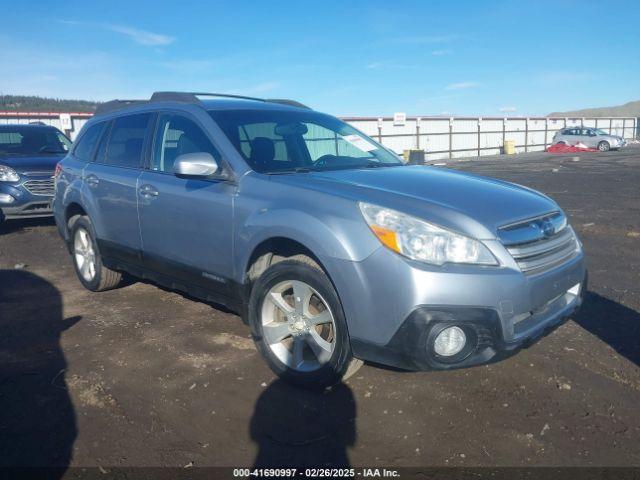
[359,202,498,266]
[0,165,20,182]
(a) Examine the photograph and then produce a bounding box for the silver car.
[54,92,587,388]
[553,127,626,151]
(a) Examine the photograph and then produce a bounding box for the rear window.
[99,113,152,168]
[0,126,71,155]
[73,122,106,162]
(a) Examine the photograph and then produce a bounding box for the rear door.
[561,128,577,144]
[137,112,235,297]
[83,113,153,264]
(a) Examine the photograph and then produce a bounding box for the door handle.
[86,175,99,187]
[139,184,159,197]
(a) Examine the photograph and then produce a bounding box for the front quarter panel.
[233,173,381,283]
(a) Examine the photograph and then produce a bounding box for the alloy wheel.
[74,227,96,282]
[261,279,336,372]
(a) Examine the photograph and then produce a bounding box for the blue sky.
[1,0,638,116]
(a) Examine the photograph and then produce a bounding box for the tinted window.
[101,113,152,168]
[0,126,71,155]
[209,109,401,173]
[74,123,105,161]
[94,121,112,164]
[151,114,218,173]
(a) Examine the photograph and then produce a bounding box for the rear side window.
[151,114,219,173]
[101,113,152,168]
[73,123,105,161]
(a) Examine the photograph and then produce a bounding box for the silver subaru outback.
[553,127,626,151]
[54,92,586,388]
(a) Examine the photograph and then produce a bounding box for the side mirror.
[173,152,219,178]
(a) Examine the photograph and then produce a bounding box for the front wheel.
[248,258,362,389]
[598,141,610,152]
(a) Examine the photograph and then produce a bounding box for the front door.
[572,128,590,146]
[583,129,598,148]
[137,112,235,298]
[83,113,153,264]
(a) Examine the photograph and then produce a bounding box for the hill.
[0,95,100,113]
[549,100,640,117]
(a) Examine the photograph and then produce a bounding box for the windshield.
[593,128,608,135]
[209,109,403,173]
[0,126,71,156]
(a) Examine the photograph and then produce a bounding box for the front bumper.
[328,239,586,371]
[0,176,54,220]
[351,273,586,371]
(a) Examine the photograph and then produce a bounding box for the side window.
[151,114,219,173]
[73,123,105,162]
[94,121,112,164]
[100,113,152,168]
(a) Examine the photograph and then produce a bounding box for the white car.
[553,127,626,151]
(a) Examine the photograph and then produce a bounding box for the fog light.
[0,193,15,204]
[434,326,466,357]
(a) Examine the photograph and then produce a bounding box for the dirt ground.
[1,146,639,471]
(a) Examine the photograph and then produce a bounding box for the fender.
[74,178,107,240]
[235,207,380,284]
[57,178,86,240]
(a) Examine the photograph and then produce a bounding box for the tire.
[248,257,362,389]
[69,215,122,292]
[598,141,610,152]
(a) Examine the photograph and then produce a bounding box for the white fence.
[0,111,92,140]
[344,116,639,161]
[1,111,637,161]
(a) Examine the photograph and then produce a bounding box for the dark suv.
[0,124,71,225]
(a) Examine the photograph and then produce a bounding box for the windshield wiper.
[266,167,315,175]
[364,162,403,168]
[39,148,66,154]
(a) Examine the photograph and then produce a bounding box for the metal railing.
[342,116,639,161]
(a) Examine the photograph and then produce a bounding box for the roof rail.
[266,99,310,109]
[94,99,146,116]
[93,92,310,117]
[150,92,311,109]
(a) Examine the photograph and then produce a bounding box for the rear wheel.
[70,216,122,291]
[598,141,610,152]
[248,258,362,388]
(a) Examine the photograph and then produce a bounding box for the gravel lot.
[1,146,639,470]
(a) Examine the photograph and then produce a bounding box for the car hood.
[278,166,560,240]
[0,154,62,173]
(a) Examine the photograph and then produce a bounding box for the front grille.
[505,227,579,274]
[23,178,55,196]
